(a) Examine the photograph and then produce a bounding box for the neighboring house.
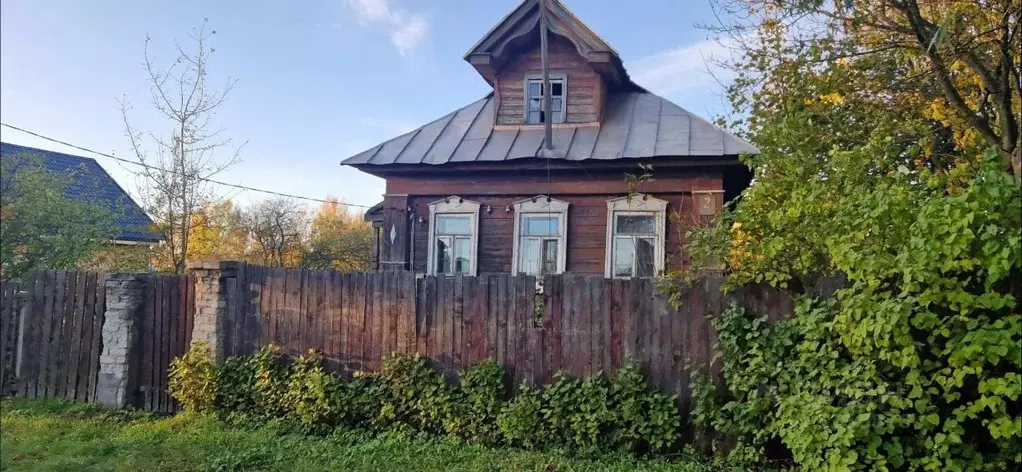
[1,142,163,245]
[343,0,757,278]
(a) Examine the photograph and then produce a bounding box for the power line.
[1,122,372,209]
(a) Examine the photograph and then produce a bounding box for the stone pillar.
[187,260,239,362]
[380,194,410,271]
[97,274,147,407]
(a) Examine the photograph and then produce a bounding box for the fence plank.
[0,282,15,393]
[140,275,154,410]
[53,271,74,399]
[88,274,105,402]
[65,272,86,400]
[40,270,61,397]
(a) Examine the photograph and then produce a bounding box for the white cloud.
[346,0,429,56]
[628,38,737,97]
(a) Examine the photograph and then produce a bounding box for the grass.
[0,398,749,472]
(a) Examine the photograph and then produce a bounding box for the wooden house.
[343,0,757,278]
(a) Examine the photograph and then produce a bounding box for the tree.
[676,1,1022,468]
[303,197,373,271]
[707,0,1021,179]
[120,19,243,274]
[187,199,247,262]
[243,198,308,267]
[0,153,117,279]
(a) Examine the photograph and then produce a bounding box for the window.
[604,195,667,278]
[427,196,480,276]
[524,74,566,124]
[512,196,569,276]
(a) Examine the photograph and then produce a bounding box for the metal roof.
[342,92,759,167]
[1,142,164,243]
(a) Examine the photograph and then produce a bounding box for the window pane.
[454,237,471,274]
[519,238,540,275]
[522,216,558,236]
[528,81,541,97]
[552,111,563,123]
[529,98,541,111]
[436,238,451,274]
[551,98,563,112]
[437,215,471,235]
[551,81,563,96]
[615,215,655,235]
[542,239,558,275]
[612,237,635,278]
[636,238,655,277]
[528,111,541,123]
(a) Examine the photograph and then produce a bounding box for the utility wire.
[1,122,371,209]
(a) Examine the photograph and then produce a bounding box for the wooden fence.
[2,265,819,413]
[4,271,106,401]
[138,274,195,412]
[222,265,802,407]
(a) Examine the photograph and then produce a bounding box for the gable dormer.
[464,0,636,126]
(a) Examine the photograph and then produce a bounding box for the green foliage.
[169,347,685,458]
[376,354,458,434]
[541,371,612,449]
[168,341,216,412]
[694,290,1021,470]
[610,361,681,454]
[457,359,505,444]
[497,383,546,449]
[0,153,119,279]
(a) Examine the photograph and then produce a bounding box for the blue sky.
[0,0,734,210]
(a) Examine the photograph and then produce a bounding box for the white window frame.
[604,194,667,279]
[523,73,567,124]
[512,196,569,276]
[427,196,481,276]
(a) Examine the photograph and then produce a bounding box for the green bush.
[688,152,1022,471]
[497,383,546,449]
[168,341,215,412]
[169,344,684,457]
[376,354,458,434]
[457,359,505,444]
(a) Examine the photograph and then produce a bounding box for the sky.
[0,0,735,211]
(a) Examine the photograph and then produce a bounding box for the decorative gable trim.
[464,0,627,86]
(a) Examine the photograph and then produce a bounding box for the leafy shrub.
[376,354,457,434]
[168,341,215,412]
[169,347,687,458]
[285,350,345,430]
[457,359,505,443]
[688,152,1022,471]
[606,361,680,454]
[211,355,257,418]
[250,345,290,419]
[497,382,545,449]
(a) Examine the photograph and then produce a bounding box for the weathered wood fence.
[1,263,817,413]
[217,264,800,407]
[0,271,193,412]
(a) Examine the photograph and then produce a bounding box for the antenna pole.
[539,0,553,151]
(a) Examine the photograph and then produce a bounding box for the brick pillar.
[97,274,147,407]
[380,194,410,271]
[187,260,239,362]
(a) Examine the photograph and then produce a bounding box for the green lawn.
[0,399,748,472]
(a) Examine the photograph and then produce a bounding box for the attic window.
[524,74,566,124]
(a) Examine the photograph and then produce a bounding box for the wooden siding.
[399,169,723,274]
[495,35,604,125]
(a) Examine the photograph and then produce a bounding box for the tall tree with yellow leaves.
[303,196,373,271]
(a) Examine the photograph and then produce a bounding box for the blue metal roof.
[1,142,164,243]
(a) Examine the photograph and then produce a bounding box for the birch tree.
[120,19,243,273]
